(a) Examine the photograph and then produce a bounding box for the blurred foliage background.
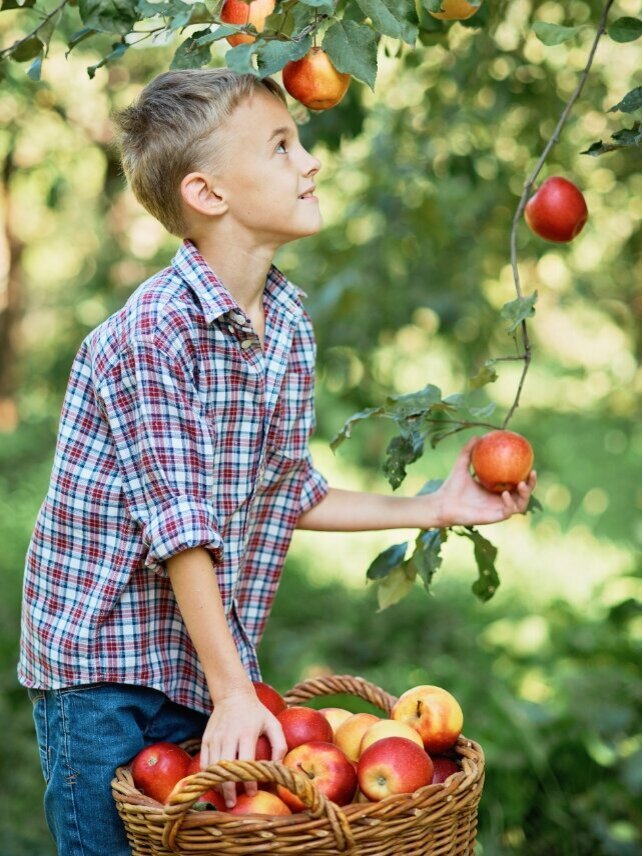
[1,0,641,854]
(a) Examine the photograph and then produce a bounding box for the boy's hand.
[433,437,537,528]
[200,690,287,808]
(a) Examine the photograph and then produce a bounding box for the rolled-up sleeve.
[97,337,223,575]
[298,449,329,514]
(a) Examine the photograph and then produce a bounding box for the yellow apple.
[318,707,353,737]
[391,685,463,754]
[359,719,424,754]
[429,0,482,21]
[282,47,350,111]
[334,712,380,762]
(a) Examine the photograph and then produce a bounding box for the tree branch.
[503,0,616,429]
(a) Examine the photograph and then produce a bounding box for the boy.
[18,68,535,856]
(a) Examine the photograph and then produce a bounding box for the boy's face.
[184,90,323,247]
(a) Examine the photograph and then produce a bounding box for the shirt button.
[240,339,254,349]
[230,311,247,324]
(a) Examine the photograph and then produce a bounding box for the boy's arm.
[166,547,287,806]
[297,438,536,531]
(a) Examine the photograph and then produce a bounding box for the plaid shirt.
[18,239,328,714]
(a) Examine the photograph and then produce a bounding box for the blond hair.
[111,68,287,238]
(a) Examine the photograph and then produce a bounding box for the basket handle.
[161,759,356,853]
[284,674,397,715]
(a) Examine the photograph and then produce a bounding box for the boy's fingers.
[266,722,288,762]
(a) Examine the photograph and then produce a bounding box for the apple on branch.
[524,176,588,243]
[429,0,483,21]
[282,47,351,111]
[220,0,275,47]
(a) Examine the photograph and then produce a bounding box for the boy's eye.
[276,140,288,153]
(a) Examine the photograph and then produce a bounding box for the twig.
[503,0,615,429]
[0,0,68,60]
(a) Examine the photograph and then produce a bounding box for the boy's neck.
[190,234,275,318]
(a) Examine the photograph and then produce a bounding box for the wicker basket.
[112,674,485,855]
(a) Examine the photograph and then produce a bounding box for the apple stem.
[504,0,615,429]
[297,762,315,781]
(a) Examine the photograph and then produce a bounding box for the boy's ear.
[181,172,228,217]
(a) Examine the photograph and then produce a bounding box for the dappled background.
[1,1,640,853]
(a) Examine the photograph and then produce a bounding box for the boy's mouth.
[298,185,317,199]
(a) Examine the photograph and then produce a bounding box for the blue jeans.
[28,682,210,856]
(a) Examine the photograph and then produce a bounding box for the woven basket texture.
[112,674,485,855]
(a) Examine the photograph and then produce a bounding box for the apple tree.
[1,0,640,607]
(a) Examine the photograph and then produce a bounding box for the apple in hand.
[228,791,292,816]
[282,47,350,111]
[429,0,482,21]
[131,742,191,803]
[391,686,463,754]
[334,712,380,762]
[319,707,353,736]
[253,680,287,716]
[471,430,534,494]
[360,719,425,754]
[277,741,357,810]
[277,706,333,751]
[221,0,275,47]
[524,176,588,242]
[358,737,434,801]
[431,756,460,784]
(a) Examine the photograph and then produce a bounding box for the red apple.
[391,686,463,754]
[282,47,350,111]
[277,741,357,811]
[524,176,588,242]
[431,756,460,784]
[471,430,534,494]
[429,0,482,20]
[277,706,333,751]
[167,775,227,810]
[130,742,191,803]
[228,791,292,816]
[360,719,424,754]
[253,680,287,716]
[334,712,380,762]
[358,737,434,801]
[220,0,275,47]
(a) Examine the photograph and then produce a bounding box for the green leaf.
[330,404,382,451]
[1,0,36,9]
[355,0,418,46]
[608,17,642,43]
[609,86,642,114]
[10,35,42,62]
[581,123,642,156]
[384,384,442,418]
[323,19,379,90]
[27,54,42,80]
[79,0,139,34]
[66,26,100,56]
[366,541,408,580]
[469,359,498,391]
[417,478,443,496]
[86,40,128,78]
[225,42,260,76]
[376,563,415,610]
[410,528,446,593]
[383,431,425,490]
[193,25,240,46]
[171,31,214,69]
[532,22,583,46]
[500,292,537,334]
[256,35,312,77]
[459,526,500,602]
[468,401,496,420]
[298,0,334,11]
[526,494,542,514]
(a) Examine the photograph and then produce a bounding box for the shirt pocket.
[272,370,314,461]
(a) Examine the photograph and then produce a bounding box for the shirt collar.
[172,239,305,325]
